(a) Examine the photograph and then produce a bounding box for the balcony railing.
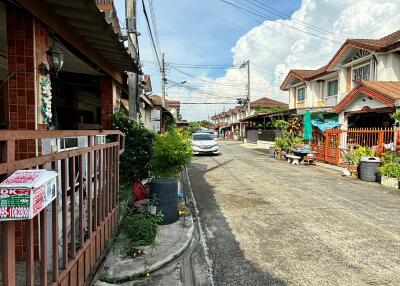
[0,130,125,286]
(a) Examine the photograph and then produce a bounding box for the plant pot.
[381,176,399,189]
[150,178,179,225]
[348,165,358,178]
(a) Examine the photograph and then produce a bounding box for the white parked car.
[192,133,219,155]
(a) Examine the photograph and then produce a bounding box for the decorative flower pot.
[381,176,399,189]
[150,179,179,225]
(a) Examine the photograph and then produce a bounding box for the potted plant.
[274,137,284,159]
[342,149,358,178]
[149,128,193,224]
[379,163,400,188]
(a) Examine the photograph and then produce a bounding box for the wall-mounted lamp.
[39,40,64,76]
[46,45,64,75]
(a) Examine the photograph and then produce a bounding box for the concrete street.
[131,140,400,285]
[188,141,400,285]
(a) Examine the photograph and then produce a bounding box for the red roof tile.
[336,81,400,113]
[250,97,288,108]
[327,30,400,70]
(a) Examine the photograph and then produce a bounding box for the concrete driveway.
[188,141,400,285]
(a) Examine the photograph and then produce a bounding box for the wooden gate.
[0,130,124,286]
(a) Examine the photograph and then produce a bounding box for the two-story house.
[280,65,338,115]
[281,30,400,129]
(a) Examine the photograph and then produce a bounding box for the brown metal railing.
[311,127,400,164]
[0,130,125,286]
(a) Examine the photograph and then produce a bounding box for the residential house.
[0,0,139,285]
[211,97,287,138]
[281,30,400,129]
[148,95,176,132]
[280,65,338,115]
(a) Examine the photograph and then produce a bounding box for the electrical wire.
[141,0,162,70]
[169,65,248,87]
[219,0,343,44]
[148,0,162,56]
[246,0,348,40]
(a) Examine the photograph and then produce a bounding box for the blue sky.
[114,0,301,120]
[113,0,400,121]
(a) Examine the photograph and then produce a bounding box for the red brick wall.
[101,76,115,129]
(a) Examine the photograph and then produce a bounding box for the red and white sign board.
[0,169,58,220]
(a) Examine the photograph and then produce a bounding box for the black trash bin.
[359,157,381,182]
[150,179,179,225]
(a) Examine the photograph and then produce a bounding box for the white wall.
[376,53,400,81]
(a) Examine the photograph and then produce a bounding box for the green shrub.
[353,146,376,165]
[150,128,193,179]
[379,163,400,179]
[111,111,156,184]
[342,150,358,166]
[274,137,285,149]
[382,151,400,164]
[273,119,288,131]
[121,206,163,250]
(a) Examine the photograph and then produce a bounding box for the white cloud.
[168,0,400,121]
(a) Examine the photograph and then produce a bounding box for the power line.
[246,0,347,40]
[219,0,342,44]
[141,0,161,69]
[148,0,162,56]
[169,65,247,87]
[168,80,245,100]
[180,102,237,104]
[230,1,320,52]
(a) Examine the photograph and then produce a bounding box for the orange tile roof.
[250,97,288,108]
[327,30,400,70]
[336,81,400,113]
[280,65,333,90]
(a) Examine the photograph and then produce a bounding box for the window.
[297,87,305,102]
[327,80,338,97]
[353,64,370,84]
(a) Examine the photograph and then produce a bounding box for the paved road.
[188,141,400,286]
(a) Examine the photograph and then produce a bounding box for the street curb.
[97,209,194,284]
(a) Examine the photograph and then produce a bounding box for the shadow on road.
[188,161,286,286]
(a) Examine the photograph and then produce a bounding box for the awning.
[311,113,339,132]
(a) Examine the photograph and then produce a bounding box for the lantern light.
[46,45,64,75]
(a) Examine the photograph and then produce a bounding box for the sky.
[114,0,400,121]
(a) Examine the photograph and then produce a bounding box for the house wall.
[289,87,296,109]
[376,53,400,81]
[338,93,389,127]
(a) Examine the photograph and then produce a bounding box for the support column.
[101,76,116,129]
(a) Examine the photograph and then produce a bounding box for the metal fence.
[311,127,400,164]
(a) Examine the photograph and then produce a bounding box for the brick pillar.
[5,6,47,261]
[101,76,116,129]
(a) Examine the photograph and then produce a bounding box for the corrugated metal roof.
[45,0,138,73]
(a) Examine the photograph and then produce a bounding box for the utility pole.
[126,0,139,119]
[161,52,167,107]
[246,60,251,117]
[239,60,250,117]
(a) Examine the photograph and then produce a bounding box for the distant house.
[210,97,288,139]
